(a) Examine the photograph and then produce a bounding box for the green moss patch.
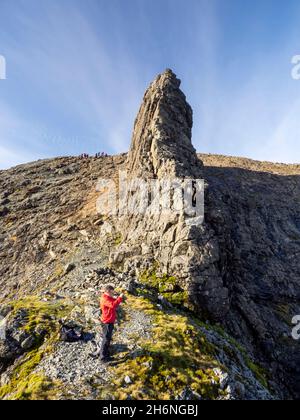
[105,295,221,400]
[0,346,61,400]
[243,357,269,389]
[10,296,71,336]
[0,296,73,400]
[140,270,189,307]
[0,341,62,400]
[197,319,269,390]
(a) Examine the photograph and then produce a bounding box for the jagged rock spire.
[112,69,229,324]
[127,69,203,178]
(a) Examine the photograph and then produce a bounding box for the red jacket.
[100,293,123,324]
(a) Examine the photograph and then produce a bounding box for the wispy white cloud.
[0,100,42,168]
[192,24,300,164]
[263,98,300,163]
[1,0,300,169]
[0,0,145,167]
[0,145,36,170]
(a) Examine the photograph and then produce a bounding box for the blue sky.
[0,0,300,169]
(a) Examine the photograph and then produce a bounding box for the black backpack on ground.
[59,322,84,343]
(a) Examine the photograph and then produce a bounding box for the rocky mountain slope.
[0,70,299,400]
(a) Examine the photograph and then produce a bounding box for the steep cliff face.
[110,69,230,321]
[109,69,300,398]
[0,70,299,399]
[202,156,300,397]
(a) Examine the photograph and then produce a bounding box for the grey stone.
[21,335,36,350]
[64,263,75,275]
[124,375,132,384]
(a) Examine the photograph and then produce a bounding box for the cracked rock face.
[108,69,300,398]
[110,69,230,320]
[127,69,202,179]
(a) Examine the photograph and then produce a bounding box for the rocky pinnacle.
[127,69,203,179]
[111,69,230,322]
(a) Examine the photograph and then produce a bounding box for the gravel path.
[36,300,153,399]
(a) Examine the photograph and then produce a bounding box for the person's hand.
[120,293,124,299]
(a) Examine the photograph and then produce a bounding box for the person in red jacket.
[99,284,123,362]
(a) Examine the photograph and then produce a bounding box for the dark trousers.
[100,323,114,359]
